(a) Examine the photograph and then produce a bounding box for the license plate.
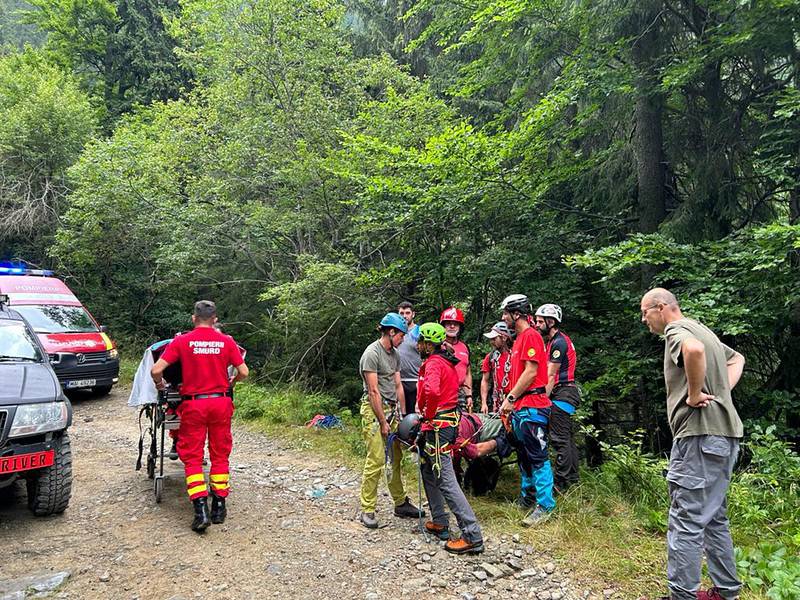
[0,450,54,475]
[66,379,96,389]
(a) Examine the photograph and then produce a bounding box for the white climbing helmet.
[535,303,562,324]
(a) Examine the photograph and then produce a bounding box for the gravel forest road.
[0,387,598,600]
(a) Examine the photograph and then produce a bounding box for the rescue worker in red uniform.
[415,322,484,554]
[479,321,513,414]
[500,294,556,527]
[151,300,249,532]
[439,307,472,412]
[535,304,580,492]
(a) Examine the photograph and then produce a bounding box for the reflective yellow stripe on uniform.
[210,482,230,491]
[187,484,207,497]
[186,473,205,486]
[209,473,229,482]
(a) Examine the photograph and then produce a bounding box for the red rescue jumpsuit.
[160,327,244,500]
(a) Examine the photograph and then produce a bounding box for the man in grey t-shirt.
[357,312,422,529]
[397,301,421,416]
[639,288,745,600]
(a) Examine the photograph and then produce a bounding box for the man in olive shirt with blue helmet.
[639,288,745,600]
[358,312,423,529]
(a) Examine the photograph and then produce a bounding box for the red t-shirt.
[450,340,470,387]
[481,350,511,395]
[160,327,245,396]
[509,326,551,410]
[416,353,459,431]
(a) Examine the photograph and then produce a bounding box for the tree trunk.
[631,4,668,451]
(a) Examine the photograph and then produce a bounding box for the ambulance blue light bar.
[0,263,54,276]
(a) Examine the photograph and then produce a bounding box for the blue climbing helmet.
[379,312,408,334]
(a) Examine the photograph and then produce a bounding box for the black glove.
[415,429,427,453]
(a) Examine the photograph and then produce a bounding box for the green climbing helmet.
[418,322,446,344]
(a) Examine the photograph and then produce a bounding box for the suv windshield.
[0,322,43,361]
[14,305,98,334]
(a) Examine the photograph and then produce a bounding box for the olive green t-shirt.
[359,339,400,404]
[663,318,743,439]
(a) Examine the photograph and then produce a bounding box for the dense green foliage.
[3,0,799,441]
[1,2,798,592]
[0,50,95,263]
[24,0,191,124]
[0,0,43,47]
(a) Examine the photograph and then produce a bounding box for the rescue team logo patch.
[527,348,536,358]
[552,350,561,359]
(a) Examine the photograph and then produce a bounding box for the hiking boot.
[445,537,484,555]
[394,498,425,519]
[191,497,211,532]
[424,521,450,541]
[522,506,552,527]
[360,511,379,529]
[514,495,536,510]
[210,494,227,524]
[168,439,179,461]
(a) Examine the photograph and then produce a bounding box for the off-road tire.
[27,433,73,516]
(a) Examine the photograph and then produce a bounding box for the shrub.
[598,430,669,531]
[736,543,800,600]
[234,383,340,425]
[729,426,800,542]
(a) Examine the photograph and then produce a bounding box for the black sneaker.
[394,498,425,518]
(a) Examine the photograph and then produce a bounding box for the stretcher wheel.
[154,477,163,503]
[146,455,155,480]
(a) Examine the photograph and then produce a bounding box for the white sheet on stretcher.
[127,345,160,407]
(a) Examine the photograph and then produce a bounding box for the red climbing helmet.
[439,307,465,325]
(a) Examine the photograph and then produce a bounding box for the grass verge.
[232,383,786,599]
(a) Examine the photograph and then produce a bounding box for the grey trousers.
[421,427,483,543]
[666,435,741,600]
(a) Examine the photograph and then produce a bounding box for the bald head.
[642,288,678,308]
[640,288,682,335]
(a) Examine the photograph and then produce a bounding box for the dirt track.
[0,388,592,600]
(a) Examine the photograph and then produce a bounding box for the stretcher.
[133,340,183,503]
[453,412,517,496]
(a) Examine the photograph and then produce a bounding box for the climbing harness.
[423,410,460,478]
[490,350,512,413]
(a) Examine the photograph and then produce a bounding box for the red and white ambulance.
[0,266,120,394]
